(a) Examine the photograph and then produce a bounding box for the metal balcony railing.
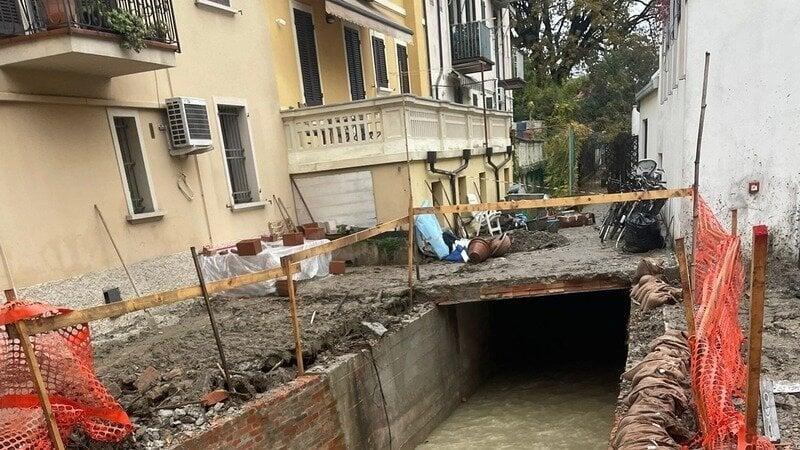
[450,21,493,68]
[1,0,179,49]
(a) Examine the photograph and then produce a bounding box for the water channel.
[418,290,630,449]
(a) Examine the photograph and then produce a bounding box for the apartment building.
[0,0,294,288]
[267,0,523,228]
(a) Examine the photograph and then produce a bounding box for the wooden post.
[190,247,232,391]
[281,258,304,375]
[13,320,65,450]
[674,237,696,336]
[745,225,769,446]
[691,52,711,269]
[731,208,738,236]
[407,209,414,306]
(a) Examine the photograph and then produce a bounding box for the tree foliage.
[511,0,659,85]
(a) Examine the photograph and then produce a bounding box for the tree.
[511,0,659,86]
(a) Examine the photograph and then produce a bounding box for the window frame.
[370,31,391,92]
[106,108,162,223]
[212,97,265,211]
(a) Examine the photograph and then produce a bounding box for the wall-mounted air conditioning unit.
[166,97,214,156]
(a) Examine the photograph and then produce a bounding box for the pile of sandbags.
[610,330,693,449]
[630,258,682,312]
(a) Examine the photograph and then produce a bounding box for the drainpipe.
[485,145,513,201]
[434,0,445,99]
[427,149,471,236]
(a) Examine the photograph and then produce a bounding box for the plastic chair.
[467,193,502,236]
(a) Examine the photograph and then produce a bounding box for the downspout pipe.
[485,145,513,201]
[427,149,471,236]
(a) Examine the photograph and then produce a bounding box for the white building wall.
[647,0,800,260]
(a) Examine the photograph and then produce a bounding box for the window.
[478,172,487,201]
[107,109,158,218]
[504,167,512,190]
[486,95,493,109]
[371,35,389,89]
[396,43,410,94]
[215,100,260,207]
[293,6,323,106]
[472,93,479,106]
[642,118,649,159]
[344,26,366,100]
[431,180,444,206]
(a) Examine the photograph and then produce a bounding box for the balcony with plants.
[0,0,180,77]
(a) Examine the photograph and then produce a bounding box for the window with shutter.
[0,0,23,36]
[293,8,323,106]
[371,36,389,89]
[344,27,366,101]
[396,44,410,94]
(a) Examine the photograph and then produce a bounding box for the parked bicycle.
[599,159,667,246]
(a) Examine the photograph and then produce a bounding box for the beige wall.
[266,0,427,109]
[0,1,294,288]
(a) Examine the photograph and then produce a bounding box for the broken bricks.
[200,389,229,407]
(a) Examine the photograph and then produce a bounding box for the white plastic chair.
[467,193,502,236]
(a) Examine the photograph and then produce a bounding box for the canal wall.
[174,302,493,449]
[316,302,493,449]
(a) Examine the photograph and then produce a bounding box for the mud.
[757,260,800,446]
[77,226,673,448]
[507,229,570,253]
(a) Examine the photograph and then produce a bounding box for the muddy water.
[417,365,619,449]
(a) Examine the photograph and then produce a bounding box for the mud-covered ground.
[628,259,800,448]
[73,225,670,448]
[758,261,800,446]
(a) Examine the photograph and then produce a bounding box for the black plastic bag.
[622,211,665,253]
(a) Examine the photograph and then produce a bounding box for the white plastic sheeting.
[200,239,332,298]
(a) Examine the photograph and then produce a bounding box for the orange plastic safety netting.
[0,300,131,449]
[691,197,772,449]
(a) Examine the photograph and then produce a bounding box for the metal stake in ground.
[190,247,232,391]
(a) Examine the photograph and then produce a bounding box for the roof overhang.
[635,72,659,103]
[325,0,413,42]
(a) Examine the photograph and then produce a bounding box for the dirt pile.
[90,287,415,448]
[508,230,569,253]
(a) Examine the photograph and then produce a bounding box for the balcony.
[450,21,493,74]
[0,0,179,77]
[499,49,525,90]
[282,94,512,174]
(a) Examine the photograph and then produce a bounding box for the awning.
[325,0,413,42]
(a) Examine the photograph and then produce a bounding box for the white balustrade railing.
[281,94,512,173]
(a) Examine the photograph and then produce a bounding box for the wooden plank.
[13,321,65,450]
[286,216,409,263]
[25,265,286,335]
[674,237,696,336]
[745,225,769,445]
[282,259,304,376]
[760,377,781,443]
[412,187,693,215]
